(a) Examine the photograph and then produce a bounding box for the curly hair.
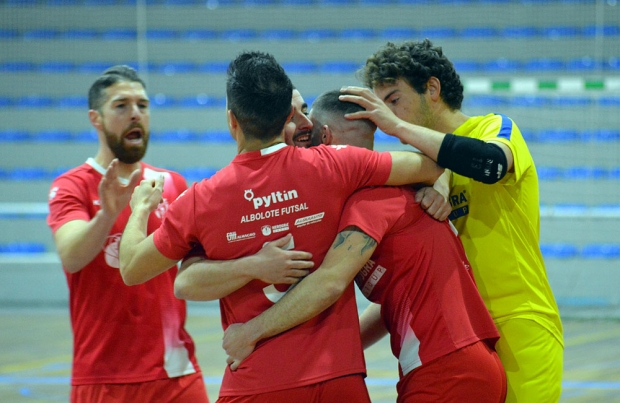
[360,39,464,111]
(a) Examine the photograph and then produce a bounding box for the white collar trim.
[86,158,132,185]
[260,142,287,156]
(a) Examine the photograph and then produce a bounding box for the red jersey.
[154,143,392,396]
[339,186,499,378]
[47,158,200,385]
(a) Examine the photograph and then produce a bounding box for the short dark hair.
[226,51,293,141]
[88,65,146,110]
[360,39,464,111]
[311,90,376,132]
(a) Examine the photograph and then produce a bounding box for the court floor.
[1,306,619,403]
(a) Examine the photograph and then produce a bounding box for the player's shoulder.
[52,163,95,184]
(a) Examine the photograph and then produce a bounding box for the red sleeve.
[153,184,198,260]
[322,145,393,191]
[47,174,91,234]
[338,187,406,243]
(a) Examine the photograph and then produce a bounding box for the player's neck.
[93,150,142,179]
[433,109,469,134]
[237,134,286,154]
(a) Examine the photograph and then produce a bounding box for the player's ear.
[322,125,333,145]
[427,77,441,102]
[88,109,102,130]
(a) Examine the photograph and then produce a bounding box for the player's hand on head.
[129,174,164,213]
[415,186,452,222]
[223,323,256,371]
[339,86,400,136]
[98,159,142,218]
[254,234,313,284]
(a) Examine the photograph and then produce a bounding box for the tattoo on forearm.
[333,230,377,256]
[360,234,377,255]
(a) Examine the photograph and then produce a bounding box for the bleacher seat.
[564,166,609,180]
[15,96,55,109]
[320,61,362,74]
[282,61,319,74]
[542,25,580,39]
[540,243,579,259]
[221,29,258,41]
[152,129,198,142]
[195,131,235,143]
[536,166,564,181]
[379,27,417,40]
[483,58,521,73]
[39,61,75,73]
[599,96,620,107]
[5,168,49,181]
[58,96,89,108]
[77,61,117,74]
[146,29,178,40]
[501,26,538,39]
[460,27,498,38]
[566,57,601,71]
[582,24,620,37]
[339,28,376,40]
[73,130,98,142]
[299,29,338,41]
[0,130,30,142]
[418,27,456,39]
[0,242,46,254]
[581,244,620,259]
[158,62,197,75]
[35,130,73,142]
[524,58,565,72]
[197,61,229,73]
[23,29,59,40]
[0,29,20,39]
[182,29,219,40]
[510,95,549,107]
[537,129,579,142]
[178,94,225,108]
[0,62,36,72]
[61,29,99,39]
[101,28,137,40]
[261,29,296,41]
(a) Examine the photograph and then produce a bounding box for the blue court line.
[2,376,619,390]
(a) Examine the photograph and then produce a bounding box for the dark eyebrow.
[382,89,399,102]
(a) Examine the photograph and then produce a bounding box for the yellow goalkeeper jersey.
[449,113,563,345]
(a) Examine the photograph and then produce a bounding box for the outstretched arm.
[53,159,141,273]
[340,86,514,183]
[222,227,377,370]
[119,175,178,285]
[175,234,314,301]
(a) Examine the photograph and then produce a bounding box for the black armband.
[437,133,508,184]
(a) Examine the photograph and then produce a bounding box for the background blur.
[0,0,619,401]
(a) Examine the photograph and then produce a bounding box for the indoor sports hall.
[0,0,619,401]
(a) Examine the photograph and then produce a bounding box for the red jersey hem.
[218,368,366,396]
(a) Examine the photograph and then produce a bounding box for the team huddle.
[47,40,564,403]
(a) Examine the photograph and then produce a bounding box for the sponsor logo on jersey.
[244,188,299,210]
[226,231,256,243]
[103,233,122,268]
[294,212,324,227]
[261,223,290,236]
[48,187,59,200]
[448,190,469,221]
[355,259,387,298]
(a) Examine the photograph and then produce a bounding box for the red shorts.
[216,374,370,403]
[397,340,506,403]
[71,372,209,403]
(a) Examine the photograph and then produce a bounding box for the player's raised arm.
[222,227,378,370]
